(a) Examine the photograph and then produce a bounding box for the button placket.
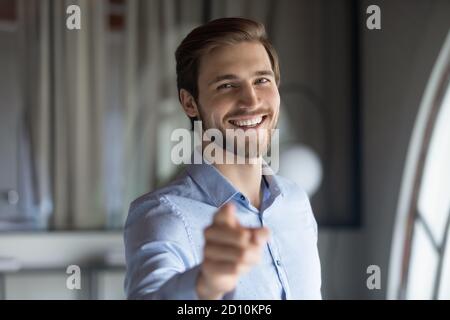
[266,231,292,299]
[265,233,288,296]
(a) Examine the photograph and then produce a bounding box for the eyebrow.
[208,70,274,86]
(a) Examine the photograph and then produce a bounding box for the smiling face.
[182,41,280,160]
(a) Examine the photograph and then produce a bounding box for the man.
[124,17,322,300]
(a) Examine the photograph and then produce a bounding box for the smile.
[229,115,267,128]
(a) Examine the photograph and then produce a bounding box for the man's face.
[195,41,280,159]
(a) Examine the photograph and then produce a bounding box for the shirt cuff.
[159,265,235,300]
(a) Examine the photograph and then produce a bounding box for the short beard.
[195,100,275,160]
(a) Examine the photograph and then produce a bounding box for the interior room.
[0,0,449,300]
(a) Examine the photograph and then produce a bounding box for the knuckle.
[235,248,246,261]
[204,226,213,238]
[236,231,248,245]
[230,263,240,274]
[202,260,215,273]
[202,260,211,270]
[203,244,213,257]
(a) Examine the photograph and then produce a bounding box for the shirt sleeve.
[123,195,235,300]
[124,195,202,299]
[301,190,322,299]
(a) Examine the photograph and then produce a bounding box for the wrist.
[196,270,224,300]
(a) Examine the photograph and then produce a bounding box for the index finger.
[213,202,238,228]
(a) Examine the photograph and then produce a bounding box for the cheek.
[273,95,280,113]
[200,102,228,127]
[208,96,233,118]
[210,93,235,107]
[266,87,280,114]
[266,90,280,128]
[198,94,224,120]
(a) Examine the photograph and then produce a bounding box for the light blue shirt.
[124,161,322,299]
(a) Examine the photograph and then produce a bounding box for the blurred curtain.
[17,0,107,229]
[51,0,107,229]
[14,0,53,230]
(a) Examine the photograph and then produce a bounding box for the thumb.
[249,227,270,246]
[213,202,238,228]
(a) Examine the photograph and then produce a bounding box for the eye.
[255,78,270,84]
[217,83,234,90]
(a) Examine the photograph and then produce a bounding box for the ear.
[179,89,199,118]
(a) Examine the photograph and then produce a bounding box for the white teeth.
[230,116,263,127]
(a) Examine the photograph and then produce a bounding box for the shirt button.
[276,260,282,266]
[240,194,246,201]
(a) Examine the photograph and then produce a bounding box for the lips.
[228,115,267,129]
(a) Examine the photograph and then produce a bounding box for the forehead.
[198,42,272,81]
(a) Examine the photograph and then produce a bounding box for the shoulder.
[273,174,310,204]
[128,169,199,212]
[124,172,199,236]
[274,174,318,235]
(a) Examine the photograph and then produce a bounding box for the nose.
[238,83,259,108]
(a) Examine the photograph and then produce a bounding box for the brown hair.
[175,17,280,128]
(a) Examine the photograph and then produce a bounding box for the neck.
[214,159,263,210]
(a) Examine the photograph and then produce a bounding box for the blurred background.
[0,0,449,299]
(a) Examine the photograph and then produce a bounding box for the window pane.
[418,84,450,245]
[406,221,439,299]
[438,223,450,299]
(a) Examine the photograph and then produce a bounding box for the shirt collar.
[261,160,284,198]
[186,162,238,207]
[185,153,284,208]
